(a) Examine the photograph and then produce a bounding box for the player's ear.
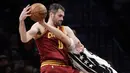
[50,12,54,17]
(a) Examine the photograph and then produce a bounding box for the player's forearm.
[19,20,28,43]
[43,24,71,46]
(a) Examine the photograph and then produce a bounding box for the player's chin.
[57,21,62,26]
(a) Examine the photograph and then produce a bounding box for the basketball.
[30,3,47,22]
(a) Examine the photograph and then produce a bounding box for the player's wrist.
[19,19,24,23]
[19,20,25,25]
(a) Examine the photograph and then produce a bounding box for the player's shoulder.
[63,26,73,32]
[31,22,46,34]
[32,22,45,28]
[62,26,73,35]
[31,22,39,28]
[33,22,40,27]
[63,26,71,29]
[33,22,46,39]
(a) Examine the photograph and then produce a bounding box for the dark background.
[0,0,130,73]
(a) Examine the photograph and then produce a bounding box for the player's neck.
[47,18,55,26]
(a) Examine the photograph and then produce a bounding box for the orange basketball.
[30,3,47,22]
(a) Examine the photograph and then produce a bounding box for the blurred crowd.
[0,28,40,73]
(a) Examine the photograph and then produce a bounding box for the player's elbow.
[21,38,28,43]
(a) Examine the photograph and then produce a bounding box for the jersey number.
[58,40,63,49]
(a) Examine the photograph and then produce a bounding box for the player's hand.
[19,4,31,21]
[75,43,84,53]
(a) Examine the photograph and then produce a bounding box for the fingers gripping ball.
[30,3,47,22]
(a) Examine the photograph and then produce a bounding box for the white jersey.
[68,38,118,73]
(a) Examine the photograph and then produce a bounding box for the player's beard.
[56,20,63,26]
[53,19,63,26]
